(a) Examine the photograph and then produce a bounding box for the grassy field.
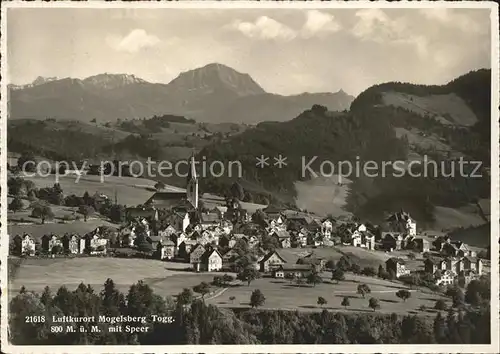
[20,174,162,207]
[382,92,477,126]
[294,175,353,218]
[277,246,394,269]
[9,257,218,300]
[207,273,449,316]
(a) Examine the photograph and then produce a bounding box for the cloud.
[228,16,297,41]
[419,9,482,33]
[301,10,342,38]
[107,29,161,53]
[351,9,429,56]
[227,11,341,41]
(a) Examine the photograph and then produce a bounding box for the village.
[8,154,488,307]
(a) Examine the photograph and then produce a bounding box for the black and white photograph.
[0,2,498,352]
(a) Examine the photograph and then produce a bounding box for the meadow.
[9,257,217,299]
[207,273,450,316]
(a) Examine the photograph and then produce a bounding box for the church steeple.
[186,152,199,209]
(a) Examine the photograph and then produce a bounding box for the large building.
[144,154,199,211]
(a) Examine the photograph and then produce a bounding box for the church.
[144,154,199,212]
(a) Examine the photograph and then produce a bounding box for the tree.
[18,151,37,172]
[357,284,371,298]
[350,263,361,274]
[100,278,126,316]
[368,297,380,311]
[336,256,351,271]
[177,288,194,306]
[31,203,54,224]
[9,197,24,212]
[230,181,245,200]
[396,289,412,302]
[229,296,236,304]
[250,289,265,308]
[307,271,322,287]
[317,296,327,307]
[331,268,345,284]
[212,276,224,287]
[135,236,153,255]
[237,267,260,286]
[79,205,95,222]
[434,299,448,311]
[109,204,126,223]
[452,288,465,308]
[341,296,350,309]
[222,274,234,285]
[193,282,211,302]
[361,267,377,277]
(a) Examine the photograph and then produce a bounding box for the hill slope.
[198,69,491,229]
[9,63,353,124]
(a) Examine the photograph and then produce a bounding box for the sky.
[7,6,492,96]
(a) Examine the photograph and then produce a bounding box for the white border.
[1,1,499,353]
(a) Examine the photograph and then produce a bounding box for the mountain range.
[8,63,354,124]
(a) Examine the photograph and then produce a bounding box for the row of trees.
[9,274,491,345]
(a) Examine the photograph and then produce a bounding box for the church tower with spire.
[186,153,199,209]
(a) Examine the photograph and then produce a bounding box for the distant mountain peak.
[83,73,147,90]
[9,76,58,90]
[168,63,266,96]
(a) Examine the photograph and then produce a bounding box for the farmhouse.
[190,244,207,271]
[21,234,36,256]
[385,257,410,278]
[321,219,334,238]
[269,230,291,248]
[200,248,223,272]
[259,250,287,272]
[382,232,404,251]
[273,264,313,278]
[386,210,416,236]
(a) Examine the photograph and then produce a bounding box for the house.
[386,210,416,236]
[10,235,23,256]
[412,237,430,253]
[385,258,410,278]
[382,232,403,251]
[297,253,326,272]
[273,264,314,279]
[190,244,207,271]
[462,256,483,275]
[259,250,287,272]
[68,235,80,254]
[263,205,286,220]
[21,234,36,256]
[200,212,221,229]
[126,206,158,221]
[178,239,197,258]
[213,206,227,220]
[158,225,177,237]
[48,235,64,254]
[351,228,375,250]
[441,242,460,257]
[200,249,223,272]
[449,241,475,257]
[89,235,107,255]
[360,230,375,250]
[424,257,447,274]
[222,248,240,264]
[157,240,176,260]
[270,230,291,248]
[321,219,334,239]
[435,270,455,286]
